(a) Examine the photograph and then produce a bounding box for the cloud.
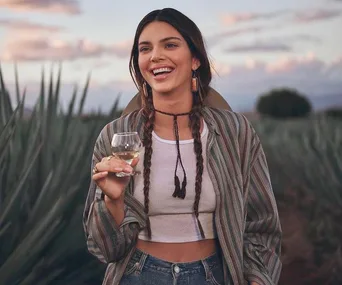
[4,54,342,113]
[206,25,276,47]
[0,18,64,33]
[223,34,321,54]
[0,0,81,15]
[220,10,288,26]
[210,53,342,109]
[294,8,342,23]
[225,42,292,53]
[219,8,342,29]
[0,37,132,62]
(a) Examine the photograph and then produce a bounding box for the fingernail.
[114,167,123,171]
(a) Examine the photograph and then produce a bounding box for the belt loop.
[201,259,211,281]
[135,250,148,273]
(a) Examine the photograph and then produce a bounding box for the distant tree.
[256,88,312,119]
[325,107,342,120]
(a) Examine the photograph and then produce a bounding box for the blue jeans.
[120,248,225,285]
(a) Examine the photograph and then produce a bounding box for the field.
[1,72,341,285]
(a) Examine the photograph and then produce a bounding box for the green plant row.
[0,66,121,285]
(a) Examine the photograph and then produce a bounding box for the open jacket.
[83,107,282,285]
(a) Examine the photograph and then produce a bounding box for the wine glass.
[111,132,142,177]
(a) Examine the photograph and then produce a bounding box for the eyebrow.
[138,36,182,46]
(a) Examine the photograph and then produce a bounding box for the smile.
[152,67,173,75]
[150,66,175,78]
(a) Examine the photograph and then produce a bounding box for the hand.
[250,282,260,285]
[92,156,139,201]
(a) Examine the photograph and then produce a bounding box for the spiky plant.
[0,65,120,285]
[253,117,342,284]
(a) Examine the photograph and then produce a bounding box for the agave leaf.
[0,221,11,238]
[25,171,54,229]
[0,65,13,127]
[77,72,91,116]
[14,63,21,106]
[54,65,62,114]
[0,106,18,153]
[0,143,42,227]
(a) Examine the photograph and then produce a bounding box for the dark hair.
[129,8,211,238]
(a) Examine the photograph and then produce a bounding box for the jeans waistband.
[130,248,222,271]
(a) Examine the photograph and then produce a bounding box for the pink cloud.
[4,54,342,113]
[225,42,292,53]
[211,53,342,100]
[220,11,288,26]
[207,25,276,47]
[218,8,342,29]
[266,53,323,73]
[0,0,81,15]
[0,37,132,62]
[222,35,321,54]
[294,8,342,23]
[0,18,64,33]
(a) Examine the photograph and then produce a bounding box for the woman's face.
[138,21,200,95]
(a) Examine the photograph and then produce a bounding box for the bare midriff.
[136,238,217,262]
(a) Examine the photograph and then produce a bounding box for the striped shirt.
[83,107,282,285]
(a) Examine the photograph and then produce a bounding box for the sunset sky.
[0,0,341,112]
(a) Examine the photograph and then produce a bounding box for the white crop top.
[133,121,217,243]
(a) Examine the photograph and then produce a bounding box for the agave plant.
[0,65,120,285]
[253,117,342,284]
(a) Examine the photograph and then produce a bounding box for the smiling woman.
[83,7,282,285]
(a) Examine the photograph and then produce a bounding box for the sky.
[0,0,341,112]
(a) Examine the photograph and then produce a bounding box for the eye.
[139,46,150,53]
[165,43,178,49]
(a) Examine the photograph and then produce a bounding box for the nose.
[150,47,164,62]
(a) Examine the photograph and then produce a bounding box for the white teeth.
[152,67,172,75]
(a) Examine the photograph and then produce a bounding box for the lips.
[153,67,172,75]
[148,66,174,81]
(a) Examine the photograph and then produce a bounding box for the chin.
[151,85,174,95]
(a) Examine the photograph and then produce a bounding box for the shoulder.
[203,107,255,137]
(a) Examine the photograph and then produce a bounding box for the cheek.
[138,55,148,71]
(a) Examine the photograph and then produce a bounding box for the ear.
[192,57,201,71]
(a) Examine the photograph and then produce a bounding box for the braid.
[142,87,154,239]
[189,94,205,238]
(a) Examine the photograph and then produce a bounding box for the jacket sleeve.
[243,133,282,285]
[82,125,147,263]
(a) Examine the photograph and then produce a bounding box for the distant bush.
[256,88,312,119]
[325,107,342,119]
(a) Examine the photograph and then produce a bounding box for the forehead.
[139,21,184,43]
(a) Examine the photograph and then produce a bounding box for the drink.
[112,149,139,164]
[111,132,141,177]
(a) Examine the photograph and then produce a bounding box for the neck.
[152,91,193,130]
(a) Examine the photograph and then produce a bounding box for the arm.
[82,126,147,263]
[243,134,282,285]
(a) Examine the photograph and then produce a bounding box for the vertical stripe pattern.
[82,107,282,285]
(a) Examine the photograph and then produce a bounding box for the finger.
[131,156,140,167]
[92,171,108,181]
[101,155,114,162]
[96,159,129,173]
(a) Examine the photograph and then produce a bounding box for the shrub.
[256,87,312,118]
[325,107,342,120]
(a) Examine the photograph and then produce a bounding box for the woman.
[83,8,282,285]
